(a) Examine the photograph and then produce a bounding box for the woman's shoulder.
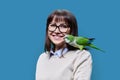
[76,50,92,58]
[76,50,91,55]
[64,49,91,59]
[68,49,91,56]
[37,51,50,60]
[71,50,92,68]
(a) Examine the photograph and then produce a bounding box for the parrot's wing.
[88,38,95,44]
[75,37,89,45]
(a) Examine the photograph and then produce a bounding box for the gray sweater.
[36,50,92,80]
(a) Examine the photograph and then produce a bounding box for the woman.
[36,9,92,80]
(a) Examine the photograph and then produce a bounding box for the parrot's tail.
[89,44,105,52]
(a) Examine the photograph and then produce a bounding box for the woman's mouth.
[52,35,64,40]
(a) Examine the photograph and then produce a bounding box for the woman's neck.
[55,44,67,51]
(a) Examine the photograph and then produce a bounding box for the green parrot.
[64,34,104,52]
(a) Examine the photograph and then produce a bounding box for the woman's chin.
[53,41,63,45]
[53,40,65,46]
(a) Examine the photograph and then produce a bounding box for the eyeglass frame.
[48,23,70,33]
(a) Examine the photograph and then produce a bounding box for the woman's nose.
[54,27,61,33]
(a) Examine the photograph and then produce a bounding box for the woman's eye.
[60,24,67,28]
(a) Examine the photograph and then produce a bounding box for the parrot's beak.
[63,35,67,39]
[64,35,70,43]
[65,34,69,37]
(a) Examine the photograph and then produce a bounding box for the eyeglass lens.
[48,23,69,33]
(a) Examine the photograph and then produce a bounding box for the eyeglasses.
[48,23,69,33]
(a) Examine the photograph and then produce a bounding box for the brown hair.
[44,9,78,52]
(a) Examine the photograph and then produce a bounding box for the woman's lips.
[52,35,64,40]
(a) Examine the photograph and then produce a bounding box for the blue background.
[0,0,120,80]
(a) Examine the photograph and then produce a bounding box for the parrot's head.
[64,34,74,43]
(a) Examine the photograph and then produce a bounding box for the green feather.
[64,34,105,52]
[88,44,105,52]
[76,37,89,45]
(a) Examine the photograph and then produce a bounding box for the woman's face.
[48,19,70,50]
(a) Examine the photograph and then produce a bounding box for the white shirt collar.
[50,48,68,57]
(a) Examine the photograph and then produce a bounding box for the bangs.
[52,15,69,24]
